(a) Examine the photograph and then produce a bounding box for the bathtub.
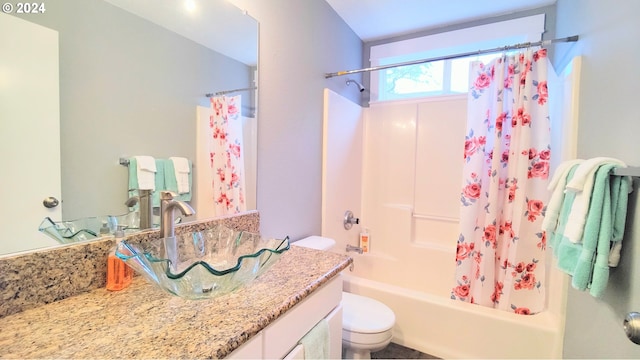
[340,250,567,359]
[322,89,571,359]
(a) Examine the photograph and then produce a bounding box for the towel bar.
[613,166,640,177]
[119,157,195,168]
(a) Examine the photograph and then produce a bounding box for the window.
[369,15,546,102]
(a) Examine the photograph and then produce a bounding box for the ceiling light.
[185,0,196,13]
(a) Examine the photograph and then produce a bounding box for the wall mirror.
[0,0,258,256]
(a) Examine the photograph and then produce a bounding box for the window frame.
[369,14,546,103]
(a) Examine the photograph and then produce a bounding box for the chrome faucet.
[159,191,195,239]
[125,189,154,230]
[346,244,363,254]
[160,191,195,272]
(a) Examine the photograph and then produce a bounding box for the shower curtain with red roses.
[451,49,551,314]
[208,95,247,215]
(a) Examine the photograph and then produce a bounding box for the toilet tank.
[292,236,336,251]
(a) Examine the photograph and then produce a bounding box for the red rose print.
[463,183,481,199]
[538,231,547,250]
[508,186,516,202]
[227,102,239,116]
[501,150,510,163]
[520,273,536,290]
[533,48,547,61]
[453,284,470,298]
[495,112,507,132]
[483,224,497,248]
[504,76,513,89]
[473,251,481,264]
[528,161,550,179]
[216,168,225,182]
[539,149,551,160]
[527,199,544,216]
[464,138,479,159]
[474,73,491,89]
[456,243,472,262]
[514,307,531,315]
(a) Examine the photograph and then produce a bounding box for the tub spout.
[346,244,363,254]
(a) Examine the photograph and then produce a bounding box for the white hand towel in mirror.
[134,155,157,190]
[170,157,190,194]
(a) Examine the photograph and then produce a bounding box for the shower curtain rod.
[205,86,257,97]
[324,35,579,78]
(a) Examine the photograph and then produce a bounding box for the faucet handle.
[160,190,178,201]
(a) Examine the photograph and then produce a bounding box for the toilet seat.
[341,292,395,345]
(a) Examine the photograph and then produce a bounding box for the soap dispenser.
[107,225,133,291]
[99,220,111,236]
[359,227,370,254]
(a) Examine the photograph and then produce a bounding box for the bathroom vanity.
[0,245,351,358]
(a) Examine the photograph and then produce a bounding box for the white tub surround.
[322,83,578,358]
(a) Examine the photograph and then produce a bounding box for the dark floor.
[371,342,440,359]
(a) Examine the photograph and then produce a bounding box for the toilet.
[293,236,396,359]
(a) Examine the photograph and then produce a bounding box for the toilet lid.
[292,236,335,251]
[342,292,395,334]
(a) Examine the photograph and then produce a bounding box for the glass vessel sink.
[115,225,290,299]
[38,211,142,244]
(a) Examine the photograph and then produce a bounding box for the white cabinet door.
[263,276,342,359]
[283,344,305,360]
[326,303,344,359]
[0,13,61,254]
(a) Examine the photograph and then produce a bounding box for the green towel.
[571,163,615,291]
[612,176,631,242]
[549,161,631,298]
[299,319,329,359]
[589,174,630,297]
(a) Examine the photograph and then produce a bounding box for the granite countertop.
[0,246,352,359]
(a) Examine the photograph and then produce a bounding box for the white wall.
[321,89,363,252]
[554,0,640,357]
[227,0,364,239]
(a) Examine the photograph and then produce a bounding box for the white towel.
[609,241,622,267]
[565,157,626,192]
[170,157,190,194]
[134,156,156,190]
[541,159,583,236]
[564,157,626,244]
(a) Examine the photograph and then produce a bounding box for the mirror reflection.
[0,0,258,256]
